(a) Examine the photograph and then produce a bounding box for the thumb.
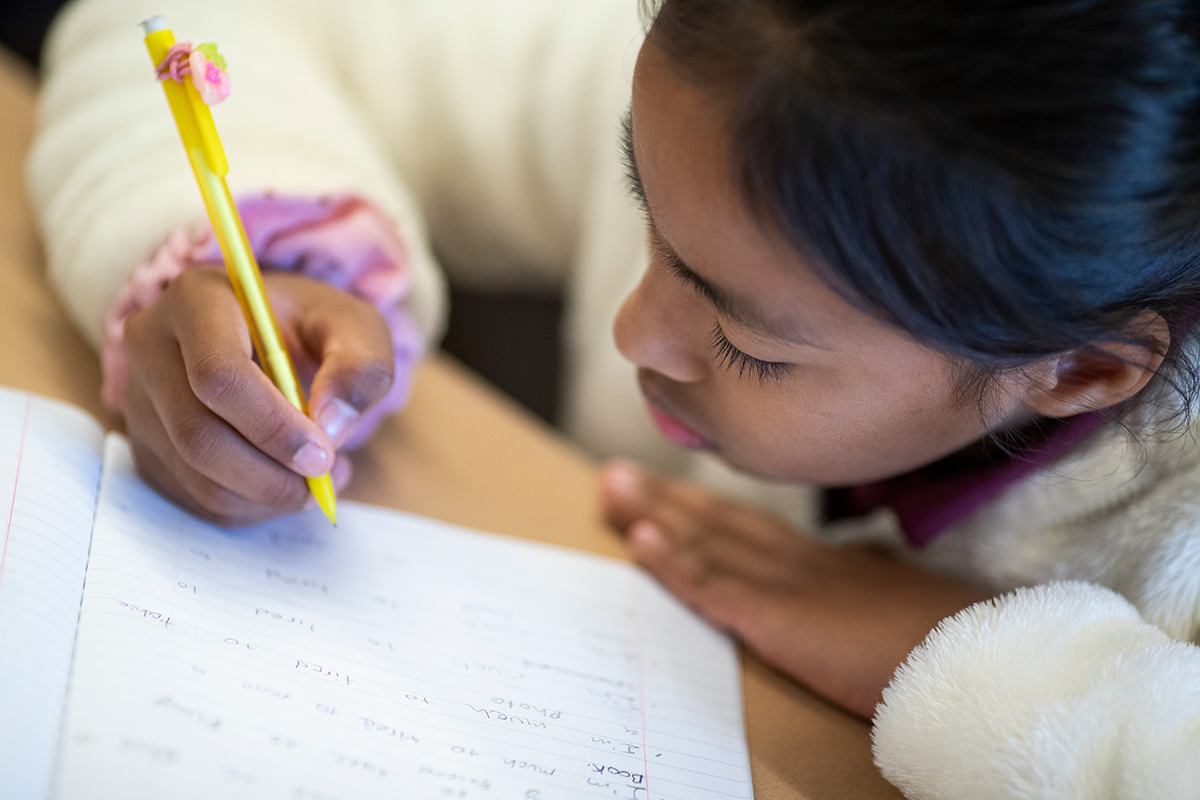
[294,292,395,450]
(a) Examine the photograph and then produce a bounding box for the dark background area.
[2,2,66,66]
[2,1,565,424]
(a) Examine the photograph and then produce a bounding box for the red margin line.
[638,579,651,799]
[0,396,32,600]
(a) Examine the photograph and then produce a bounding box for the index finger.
[170,271,334,478]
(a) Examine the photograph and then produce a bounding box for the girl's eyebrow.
[619,109,831,350]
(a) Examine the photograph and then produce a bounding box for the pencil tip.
[306,476,338,527]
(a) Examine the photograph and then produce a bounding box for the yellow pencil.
[141,16,337,525]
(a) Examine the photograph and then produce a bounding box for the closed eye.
[709,322,790,385]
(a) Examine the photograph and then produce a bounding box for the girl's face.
[615,41,1034,485]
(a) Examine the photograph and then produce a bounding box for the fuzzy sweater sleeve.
[27,0,446,352]
[872,581,1200,799]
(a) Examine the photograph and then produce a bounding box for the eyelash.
[708,322,790,385]
[658,252,791,386]
[622,121,792,388]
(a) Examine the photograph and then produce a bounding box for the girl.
[30,0,1200,796]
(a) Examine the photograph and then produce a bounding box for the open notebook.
[0,388,753,800]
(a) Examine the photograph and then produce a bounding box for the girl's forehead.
[630,43,901,354]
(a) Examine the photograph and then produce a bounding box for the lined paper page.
[53,436,753,800]
[0,388,104,800]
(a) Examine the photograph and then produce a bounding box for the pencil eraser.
[140,16,168,35]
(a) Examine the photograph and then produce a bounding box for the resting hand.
[600,460,993,718]
[121,267,394,526]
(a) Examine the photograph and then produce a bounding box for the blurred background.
[3,1,68,66]
[1,1,566,425]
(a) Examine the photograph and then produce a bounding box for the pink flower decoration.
[187,47,231,104]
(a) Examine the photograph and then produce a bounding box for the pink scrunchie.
[101,193,424,449]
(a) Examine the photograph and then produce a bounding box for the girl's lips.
[645,400,712,450]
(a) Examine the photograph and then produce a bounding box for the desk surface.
[0,49,901,800]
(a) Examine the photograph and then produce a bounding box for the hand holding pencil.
[120,17,395,526]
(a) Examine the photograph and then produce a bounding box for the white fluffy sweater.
[28,0,1200,797]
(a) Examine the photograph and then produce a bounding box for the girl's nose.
[613,262,709,383]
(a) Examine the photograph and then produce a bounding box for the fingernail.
[630,520,664,550]
[605,460,643,499]
[317,398,360,448]
[292,442,330,477]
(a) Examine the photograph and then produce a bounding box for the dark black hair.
[643,0,1200,418]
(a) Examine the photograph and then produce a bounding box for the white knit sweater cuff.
[872,581,1200,800]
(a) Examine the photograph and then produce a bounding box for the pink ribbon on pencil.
[154,42,231,105]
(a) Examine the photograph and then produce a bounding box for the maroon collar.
[824,411,1112,546]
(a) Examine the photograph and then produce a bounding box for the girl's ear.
[1023,311,1170,418]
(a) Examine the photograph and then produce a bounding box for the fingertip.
[602,459,644,501]
[308,345,392,446]
[628,519,668,562]
[291,440,333,478]
[331,455,353,492]
[314,397,362,450]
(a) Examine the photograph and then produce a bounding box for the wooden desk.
[0,48,901,800]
